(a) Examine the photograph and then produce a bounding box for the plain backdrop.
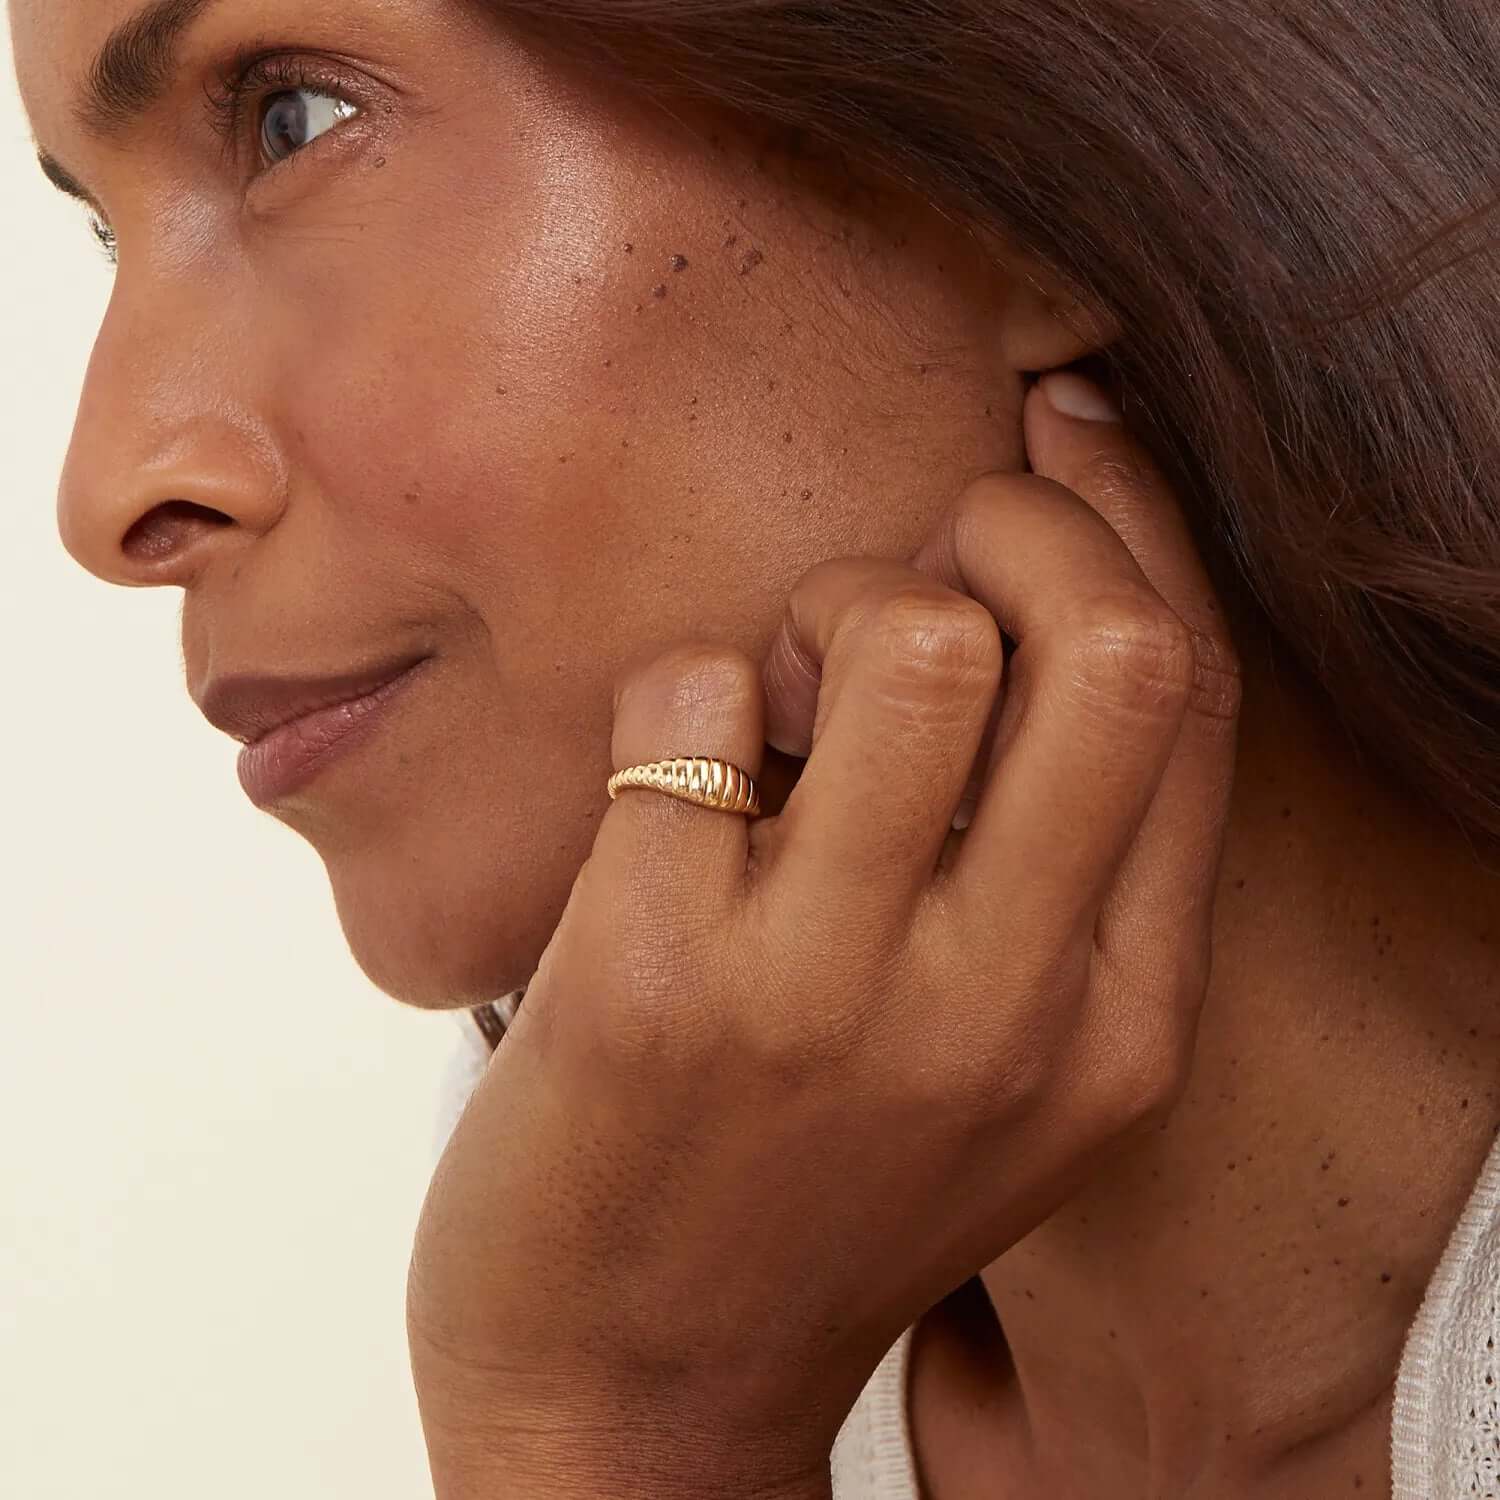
[1,26,463,1500]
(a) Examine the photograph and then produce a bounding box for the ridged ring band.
[607,757,762,818]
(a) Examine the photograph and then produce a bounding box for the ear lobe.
[997,253,1122,375]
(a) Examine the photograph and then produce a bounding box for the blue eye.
[259,89,358,165]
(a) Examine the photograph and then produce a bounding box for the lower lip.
[236,659,431,807]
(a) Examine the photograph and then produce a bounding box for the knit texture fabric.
[829,1326,920,1499]
[435,1012,1500,1497]
[1390,1121,1500,1498]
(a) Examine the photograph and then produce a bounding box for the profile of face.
[13,0,1113,1008]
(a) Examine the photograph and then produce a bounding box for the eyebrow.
[35,0,222,206]
[76,0,220,137]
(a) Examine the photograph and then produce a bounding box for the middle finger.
[758,557,1002,922]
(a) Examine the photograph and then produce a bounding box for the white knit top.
[437,1007,1500,1498]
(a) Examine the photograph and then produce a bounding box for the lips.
[197,652,433,746]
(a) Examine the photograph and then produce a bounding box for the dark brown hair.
[499,0,1500,859]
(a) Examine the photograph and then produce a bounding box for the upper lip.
[196,652,432,746]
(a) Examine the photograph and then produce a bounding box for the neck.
[965,651,1500,1495]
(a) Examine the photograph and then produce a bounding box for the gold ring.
[607,757,762,817]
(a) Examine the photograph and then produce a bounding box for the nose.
[56,268,286,591]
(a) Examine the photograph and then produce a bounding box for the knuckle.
[1093,1010,1197,1135]
[1115,1043,1190,1131]
[1061,595,1197,720]
[931,1021,1059,1142]
[860,587,1002,691]
[919,950,1080,1123]
[1184,622,1245,727]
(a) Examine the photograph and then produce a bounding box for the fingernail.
[1041,371,1122,423]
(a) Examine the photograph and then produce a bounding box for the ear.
[995,252,1122,374]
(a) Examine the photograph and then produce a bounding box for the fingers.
[595,642,765,900]
[760,558,1002,918]
[909,465,1195,946]
[1022,373,1242,976]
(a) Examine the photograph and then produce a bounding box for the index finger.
[914,373,1242,966]
[1021,371,1243,970]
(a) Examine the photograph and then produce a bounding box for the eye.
[258,89,359,166]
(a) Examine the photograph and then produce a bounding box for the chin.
[321,833,580,1012]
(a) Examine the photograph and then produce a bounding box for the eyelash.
[88,52,364,266]
[202,51,363,157]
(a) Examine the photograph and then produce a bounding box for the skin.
[12,1,1500,1496]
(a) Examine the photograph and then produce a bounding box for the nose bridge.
[57,260,286,588]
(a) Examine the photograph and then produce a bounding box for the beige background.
[1,25,462,1499]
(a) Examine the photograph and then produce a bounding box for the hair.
[495,0,1500,860]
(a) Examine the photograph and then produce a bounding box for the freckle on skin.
[784,431,793,442]
[739,247,765,275]
[1281,805,1292,818]
[670,254,690,271]
[652,283,668,299]
[1338,1196,1350,1206]
[800,489,813,501]
[1380,1272,1392,1283]
[623,242,634,253]
[724,233,739,248]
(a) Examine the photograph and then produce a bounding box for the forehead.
[10,0,145,144]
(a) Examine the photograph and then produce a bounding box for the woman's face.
[13,0,1103,1007]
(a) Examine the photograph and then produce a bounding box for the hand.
[407,372,1243,1500]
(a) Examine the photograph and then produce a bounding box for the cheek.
[257,150,793,678]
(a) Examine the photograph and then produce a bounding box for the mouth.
[198,652,433,744]
[197,653,434,807]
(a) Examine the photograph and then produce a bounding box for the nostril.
[122,500,233,563]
